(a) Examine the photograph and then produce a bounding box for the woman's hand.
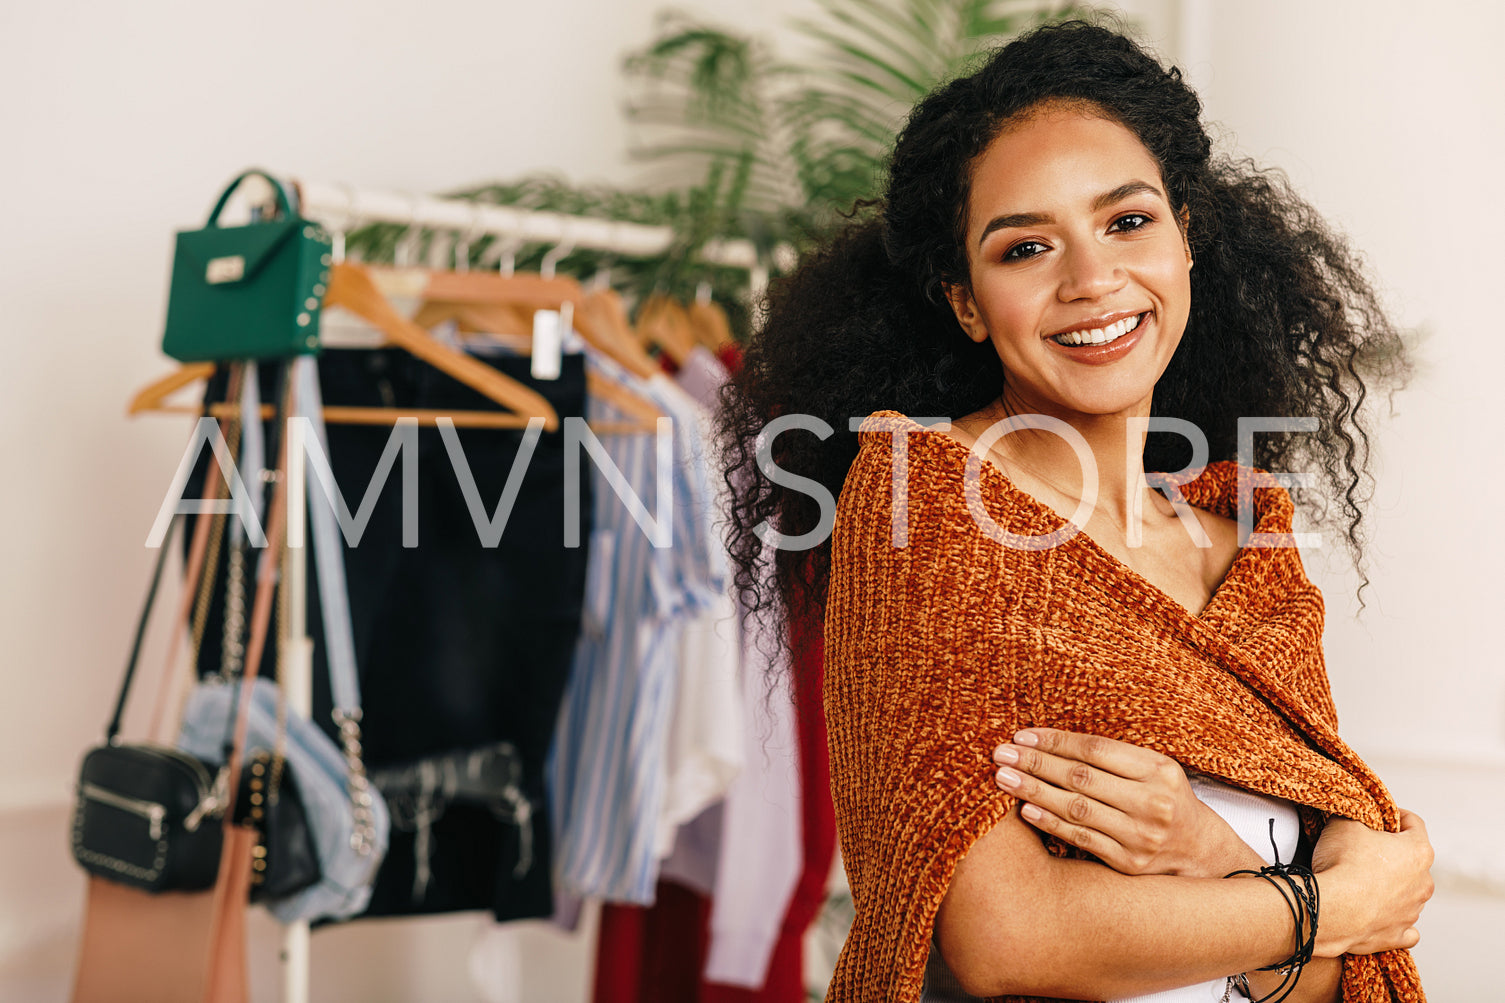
[992,727,1261,878]
[1308,810,1434,957]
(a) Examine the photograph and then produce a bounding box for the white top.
[700,576,804,987]
[655,350,746,859]
[921,775,1302,1002]
[654,588,745,859]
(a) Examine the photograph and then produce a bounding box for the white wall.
[3,0,1500,999]
[1179,1,1505,997]
[1184,0,1505,749]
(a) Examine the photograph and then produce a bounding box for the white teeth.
[1055,314,1141,347]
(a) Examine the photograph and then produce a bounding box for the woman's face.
[946,103,1192,422]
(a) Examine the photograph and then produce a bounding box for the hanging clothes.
[731,604,836,1001]
[547,349,726,906]
[589,606,835,1003]
[186,346,592,922]
[655,346,745,858]
[655,592,743,858]
[588,345,838,1002]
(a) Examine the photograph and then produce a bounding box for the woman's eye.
[1003,240,1048,261]
[1110,213,1152,232]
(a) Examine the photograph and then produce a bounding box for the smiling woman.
[944,104,1236,631]
[718,17,1430,1003]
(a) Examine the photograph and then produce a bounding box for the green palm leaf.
[627,0,1082,221]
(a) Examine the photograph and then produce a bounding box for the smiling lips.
[1049,311,1148,347]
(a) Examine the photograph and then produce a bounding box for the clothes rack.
[234,172,779,1003]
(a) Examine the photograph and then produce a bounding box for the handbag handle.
[292,357,363,715]
[105,520,179,743]
[291,355,379,854]
[205,169,299,228]
[108,363,246,743]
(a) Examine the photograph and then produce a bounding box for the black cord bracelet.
[1222,819,1320,1003]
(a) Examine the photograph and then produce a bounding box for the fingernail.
[1021,804,1043,822]
[1015,731,1039,747]
[996,768,1021,788]
[993,746,1019,765]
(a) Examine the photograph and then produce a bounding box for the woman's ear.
[944,282,989,344]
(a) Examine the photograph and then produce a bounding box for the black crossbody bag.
[71,519,229,892]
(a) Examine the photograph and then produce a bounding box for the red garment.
[590,608,835,1002]
[662,343,741,377]
[715,343,744,374]
[594,889,708,1002]
[592,902,648,1003]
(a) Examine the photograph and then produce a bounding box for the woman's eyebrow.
[975,179,1165,249]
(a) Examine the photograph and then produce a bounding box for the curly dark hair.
[719,18,1407,643]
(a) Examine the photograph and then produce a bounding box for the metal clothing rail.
[292,177,784,299]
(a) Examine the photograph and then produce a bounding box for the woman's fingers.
[1012,797,1127,869]
[993,738,1155,818]
[1397,808,1430,842]
[994,763,1125,826]
[995,764,1135,865]
[997,727,1170,782]
[989,728,1244,877]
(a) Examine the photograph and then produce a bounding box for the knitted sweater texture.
[822,412,1424,1003]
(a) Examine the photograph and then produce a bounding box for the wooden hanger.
[424,270,583,311]
[688,299,735,353]
[578,288,664,383]
[129,361,219,415]
[635,295,697,369]
[324,263,560,430]
[417,269,669,433]
[581,371,664,432]
[129,262,561,431]
[412,300,531,341]
[418,296,663,430]
[420,268,659,376]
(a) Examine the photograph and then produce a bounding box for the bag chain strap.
[185,362,245,823]
[221,365,293,823]
[269,533,290,798]
[332,708,376,855]
[294,356,377,858]
[203,359,374,857]
[219,543,248,681]
[230,370,291,887]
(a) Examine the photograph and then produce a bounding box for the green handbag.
[162,170,333,362]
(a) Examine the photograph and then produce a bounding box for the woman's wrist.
[1215,860,1326,1001]
[1309,867,1356,959]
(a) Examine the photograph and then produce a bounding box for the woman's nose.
[1057,240,1126,302]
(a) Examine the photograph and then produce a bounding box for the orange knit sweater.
[822,412,1424,1003]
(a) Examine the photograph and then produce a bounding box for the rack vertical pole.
[282,415,312,1003]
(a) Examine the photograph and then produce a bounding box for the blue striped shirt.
[546,351,725,904]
